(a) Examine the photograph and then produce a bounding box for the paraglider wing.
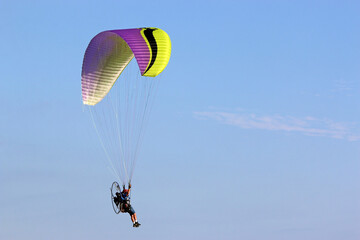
[81,28,171,106]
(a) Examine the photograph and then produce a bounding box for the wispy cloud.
[194,110,360,141]
[331,79,356,96]
[303,79,357,98]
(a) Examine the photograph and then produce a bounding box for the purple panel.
[81,31,120,103]
[81,28,151,104]
[110,28,150,75]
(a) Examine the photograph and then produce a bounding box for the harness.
[120,192,130,202]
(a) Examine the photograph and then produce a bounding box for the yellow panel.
[141,28,171,77]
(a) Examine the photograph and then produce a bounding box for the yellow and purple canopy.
[81,28,171,105]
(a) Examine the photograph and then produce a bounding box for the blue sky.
[1,0,359,239]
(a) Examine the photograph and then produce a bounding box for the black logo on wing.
[143,28,158,74]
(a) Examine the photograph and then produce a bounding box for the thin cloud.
[301,79,357,98]
[194,111,360,141]
[333,79,354,92]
